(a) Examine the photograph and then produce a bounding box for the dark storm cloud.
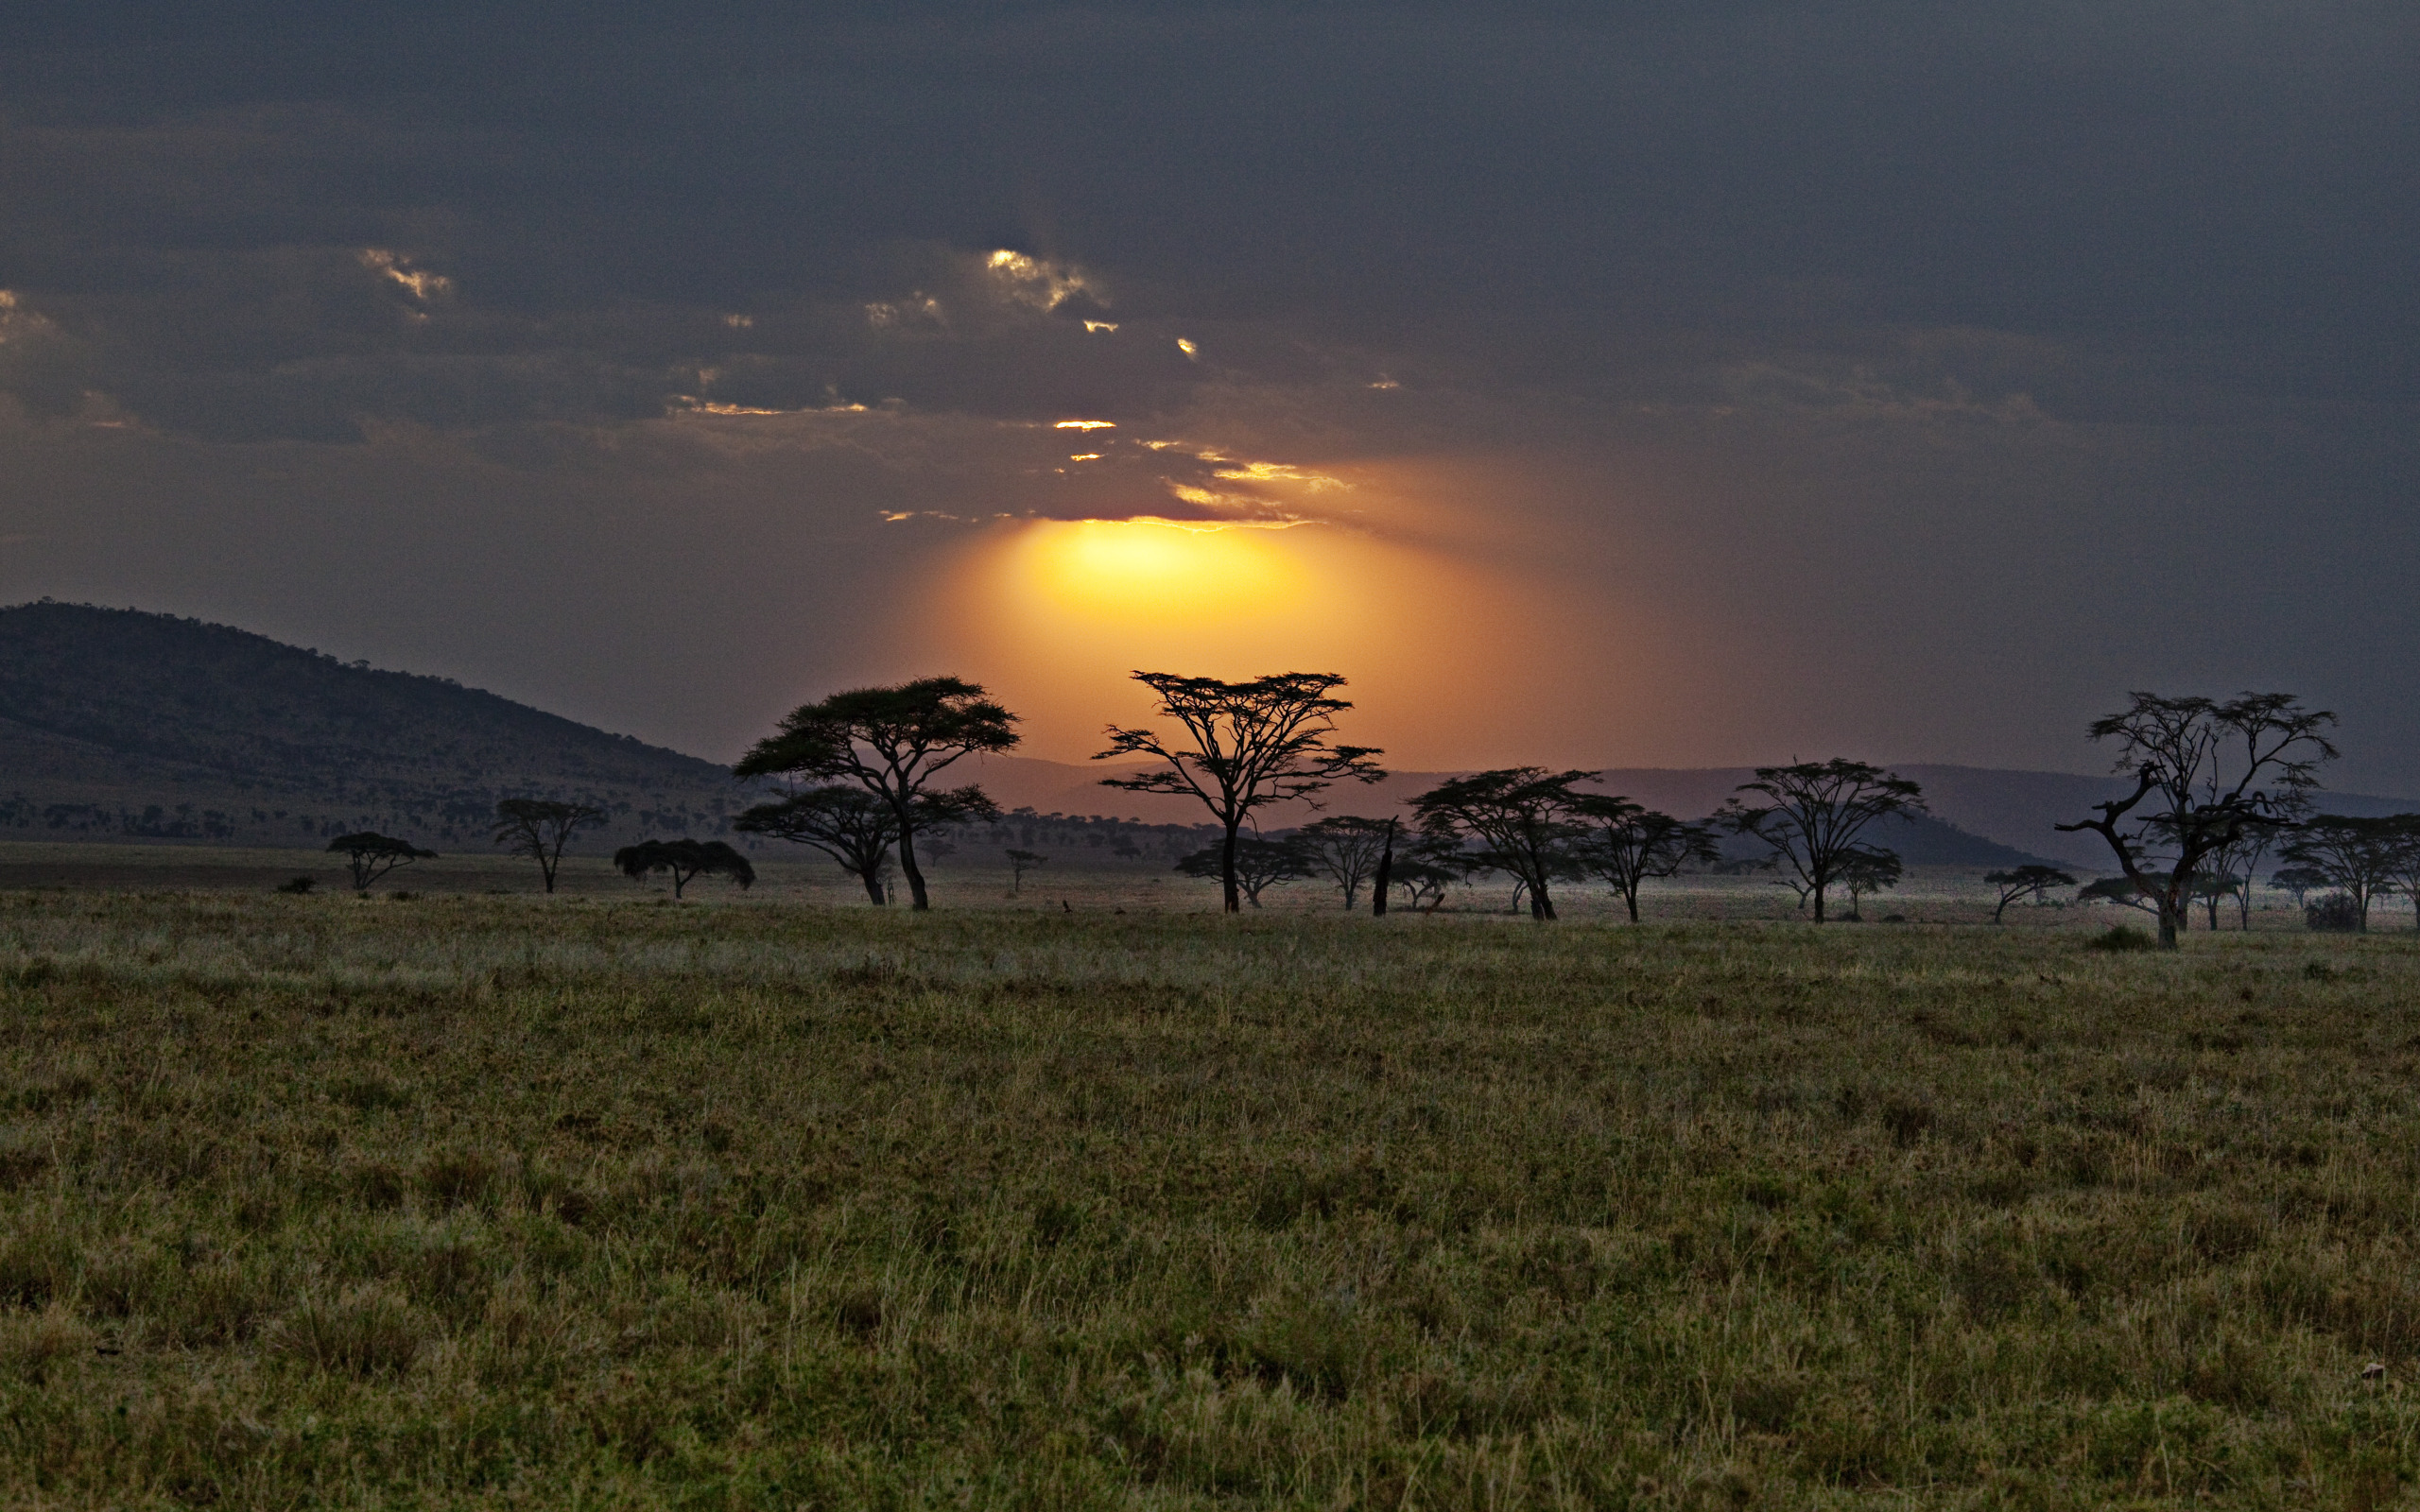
[1,2,2416,782]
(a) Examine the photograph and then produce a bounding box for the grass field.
[3,889,2418,1507]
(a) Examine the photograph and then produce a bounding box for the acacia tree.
[1719,760,1927,923]
[613,838,755,898]
[1004,850,1047,895]
[1291,816,1396,909]
[1984,865,2077,923]
[1837,847,1903,919]
[1387,842,1462,912]
[733,785,903,905]
[2205,791,2308,929]
[2280,816,2407,932]
[493,799,607,893]
[2055,692,2338,948]
[1410,768,1596,920]
[2270,865,2330,907]
[1174,837,1308,906]
[1098,672,1382,913]
[735,677,1018,911]
[1573,798,1718,922]
[326,832,436,891]
[2380,816,2420,932]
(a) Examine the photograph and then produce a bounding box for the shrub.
[275,876,315,895]
[2086,925,2155,952]
[2307,894,2363,933]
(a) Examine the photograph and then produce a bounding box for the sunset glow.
[1011,519,1309,624]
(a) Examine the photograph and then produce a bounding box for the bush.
[275,876,315,894]
[2085,925,2155,952]
[2307,894,2363,933]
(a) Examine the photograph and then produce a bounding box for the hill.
[0,602,750,850]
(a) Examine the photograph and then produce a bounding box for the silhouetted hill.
[0,602,749,849]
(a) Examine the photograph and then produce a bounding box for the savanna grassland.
[3,892,2419,1509]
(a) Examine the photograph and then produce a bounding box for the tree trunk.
[1531,876,1555,920]
[858,868,887,905]
[1624,885,1641,922]
[1219,823,1241,914]
[1372,828,1392,917]
[898,824,930,911]
[1810,882,1826,923]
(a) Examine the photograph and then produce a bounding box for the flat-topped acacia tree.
[733,785,905,905]
[735,677,1017,911]
[1097,671,1383,913]
[1720,759,1927,924]
[493,799,606,894]
[326,832,436,892]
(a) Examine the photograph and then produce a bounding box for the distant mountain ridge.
[0,602,750,849]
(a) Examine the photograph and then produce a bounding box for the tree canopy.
[2280,815,2410,933]
[492,799,606,894]
[1289,815,1396,909]
[1572,798,1718,922]
[1410,767,1597,920]
[1174,837,1308,906]
[613,838,755,898]
[1098,671,1381,913]
[735,677,1016,911]
[733,785,903,905]
[325,832,435,891]
[1983,865,2077,923]
[1720,759,1927,923]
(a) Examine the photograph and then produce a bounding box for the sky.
[1,2,2414,787]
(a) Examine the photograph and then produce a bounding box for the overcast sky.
[3,3,2414,786]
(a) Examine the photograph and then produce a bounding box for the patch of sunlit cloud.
[1054,420,1115,430]
[1083,320,1118,334]
[865,294,944,330]
[1068,453,1101,461]
[1175,338,1198,359]
[1213,460,1345,490]
[985,249,1095,313]
[723,314,753,329]
[1369,375,1401,389]
[357,249,453,302]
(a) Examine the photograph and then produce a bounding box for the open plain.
[2,886,2418,1508]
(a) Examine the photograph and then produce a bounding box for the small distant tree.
[493,799,607,893]
[2377,816,2420,932]
[1290,815,1396,909]
[1005,849,1047,894]
[1174,837,1308,907]
[1984,865,2078,923]
[2079,873,2165,915]
[614,838,755,898]
[2205,792,2308,928]
[1837,847,1903,919]
[1410,768,1596,920]
[326,832,436,891]
[735,677,1018,911]
[1098,672,1383,913]
[2056,692,2338,948]
[1719,760,1927,923]
[2187,868,2242,931]
[733,786,900,905]
[2280,815,2407,933]
[2270,865,2330,908]
[1573,798,1719,922]
[1388,836,1463,912]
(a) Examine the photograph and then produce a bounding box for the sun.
[1009,519,1309,625]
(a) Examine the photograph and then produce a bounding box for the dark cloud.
[0,3,2414,783]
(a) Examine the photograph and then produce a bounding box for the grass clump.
[2085,922,2157,951]
[0,892,2413,1504]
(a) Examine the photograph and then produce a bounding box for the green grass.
[2,892,2418,1507]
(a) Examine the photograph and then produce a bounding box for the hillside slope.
[0,603,749,849]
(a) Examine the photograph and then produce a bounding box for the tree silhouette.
[733,786,900,904]
[735,677,1017,911]
[1005,849,1047,894]
[2270,865,2329,907]
[1098,672,1382,913]
[2056,692,2337,948]
[1574,799,1718,921]
[1720,760,1927,923]
[2079,874,2164,914]
[493,799,607,893]
[1836,847,1902,919]
[613,838,754,898]
[1410,768,1596,920]
[1174,837,1308,907]
[326,832,435,891]
[1386,839,1462,912]
[2378,816,2420,932]
[1290,816,1396,909]
[2280,816,2408,932]
[1984,865,2077,922]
